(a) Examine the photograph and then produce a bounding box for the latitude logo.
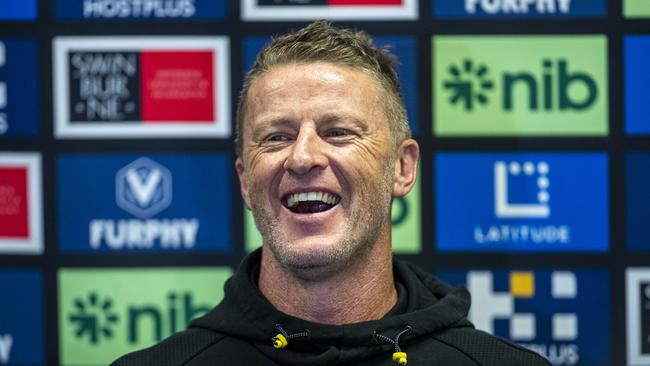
[115,157,172,218]
[442,58,597,112]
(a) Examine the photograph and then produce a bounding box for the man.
[112,21,550,366]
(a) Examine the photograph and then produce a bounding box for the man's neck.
[258,237,397,325]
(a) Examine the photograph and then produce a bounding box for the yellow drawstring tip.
[393,352,407,365]
[272,334,288,349]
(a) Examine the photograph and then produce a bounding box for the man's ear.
[235,157,252,209]
[392,139,419,198]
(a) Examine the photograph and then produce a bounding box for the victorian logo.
[115,157,172,219]
[68,292,119,344]
[89,157,200,250]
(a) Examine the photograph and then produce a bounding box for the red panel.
[140,51,215,123]
[0,167,29,238]
[328,0,403,5]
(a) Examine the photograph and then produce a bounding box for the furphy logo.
[53,37,230,138]
[58,154,231,252]
[244,36,419,133]
[0,39,39,137]
[0,271,44,365]
[434,0,605,18]
[241,0,417,20]
[55,0,226,19]
[625,36,650,135]
[439,269,610,366]
[627,154,650,251]
[624,0,650,17]
[627,269,650,365]
[0,153,42,254]
[0,1,37,20]
[245,178,422,253]
[59,268,232,366]
[435,153,608,252]
[433,36,608,136]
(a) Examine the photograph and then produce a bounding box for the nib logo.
[444,59,494,110]
[68,292,119,344]
[443,58,598,112]
[67,290,209,345]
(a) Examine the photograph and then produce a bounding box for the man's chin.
[267,237,353,278]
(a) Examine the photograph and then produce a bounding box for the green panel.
[245,175,421,254]
[433,35,608,136]
[624,0,650,17]
[59,267,232,366]
[391,176,421,253]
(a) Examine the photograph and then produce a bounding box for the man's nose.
[283,127,328,175]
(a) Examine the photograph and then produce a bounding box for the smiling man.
[112,21,550,366]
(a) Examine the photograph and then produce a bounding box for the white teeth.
[285,191,340,208]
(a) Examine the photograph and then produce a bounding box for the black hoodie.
[111,250,550,366]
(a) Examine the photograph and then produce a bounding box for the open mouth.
[281,191,341,214]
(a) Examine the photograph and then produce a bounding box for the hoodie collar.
[190,249,472,365]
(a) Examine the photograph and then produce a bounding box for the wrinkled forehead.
[245,63,385,124]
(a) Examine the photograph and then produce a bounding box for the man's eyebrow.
[318,114,369,130]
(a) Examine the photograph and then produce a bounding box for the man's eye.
[324,129,349,137]
[267,135,289,142]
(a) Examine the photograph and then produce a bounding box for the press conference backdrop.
[0,0,648,365]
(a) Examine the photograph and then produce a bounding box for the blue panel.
[0,39,39,137]
[438,269,610,366]
[435,153,609,252]
[0,270,43,365]
[627,153,650,250]
[0,1,37,20]
[55,0,226,19]
[625,36,650,135]
[243,36,419,134]
[58,154,231,252]
[434,0,606,18]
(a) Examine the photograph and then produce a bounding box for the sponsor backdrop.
[0,0,646,365]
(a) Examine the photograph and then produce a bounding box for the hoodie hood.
[190,249,474,365]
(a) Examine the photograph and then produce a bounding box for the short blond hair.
[235,20,411,156]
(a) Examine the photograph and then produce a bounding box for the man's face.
[236,62,400,274]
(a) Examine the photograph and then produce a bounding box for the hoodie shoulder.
[110,327,225,366]
[433,327,551,366]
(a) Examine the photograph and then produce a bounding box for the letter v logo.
[116,157,172,218]
[125,168,161,207]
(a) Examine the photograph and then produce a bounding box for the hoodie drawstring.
[374,325,413,365]
[272,323,310,349]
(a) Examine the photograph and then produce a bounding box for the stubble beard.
[250,163,395,278]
